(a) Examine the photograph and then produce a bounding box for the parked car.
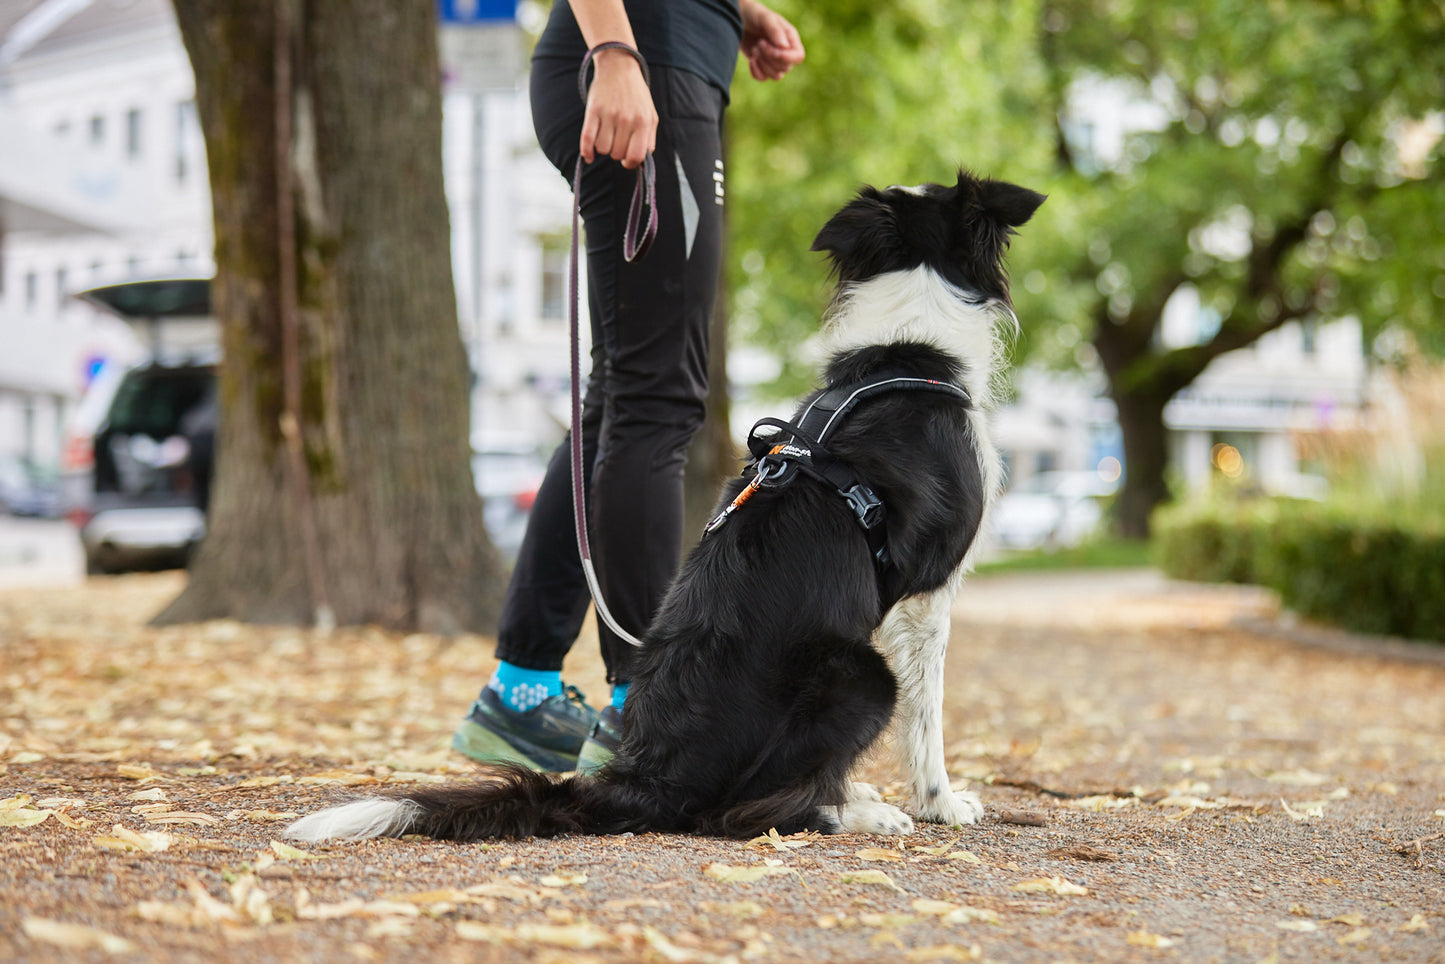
[64,359,217,573]
[65,276,217,574]
[991,470,1119,551]
[472,436,547,559]
[0,456,63,518]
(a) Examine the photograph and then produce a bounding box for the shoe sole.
[575,738,614,776]
[451,719,579,773]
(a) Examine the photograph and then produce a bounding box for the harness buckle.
[840,483,885,530]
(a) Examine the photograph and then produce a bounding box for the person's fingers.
[620,127,650,170]
[580,112,599,164]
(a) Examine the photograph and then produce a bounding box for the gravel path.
[1,569,1441,963]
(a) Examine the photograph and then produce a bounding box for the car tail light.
[514,489,537,512]
[62,433,94,472]
[66,506,94,529]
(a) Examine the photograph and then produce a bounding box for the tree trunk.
[683,270,736,542]
[156,0,503,633]
[1110,387,1172,540]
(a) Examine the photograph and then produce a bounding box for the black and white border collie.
[287,170,1045,843]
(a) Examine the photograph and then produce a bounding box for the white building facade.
[0,0,576,472]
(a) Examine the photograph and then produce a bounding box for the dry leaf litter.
[1,569,1442,963]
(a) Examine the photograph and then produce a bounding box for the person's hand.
[580,48,658,169]
[739,0,805,81]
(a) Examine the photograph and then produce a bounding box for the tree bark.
[156,0,503,633]
[1110,386,1171,540]
[683,274,736,542]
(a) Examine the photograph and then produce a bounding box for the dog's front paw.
[915,788,985,827]
[838,800,915,836]
[846,781,883,803]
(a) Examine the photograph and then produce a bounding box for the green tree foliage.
[725,0,1445,538]
[725,0,1055,390]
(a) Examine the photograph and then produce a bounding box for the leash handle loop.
[575,42,658,263]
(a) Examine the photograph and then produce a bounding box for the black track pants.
[493,61,726,684]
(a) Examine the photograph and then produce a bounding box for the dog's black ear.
[810,194,896,258]
[978,178,1046,228]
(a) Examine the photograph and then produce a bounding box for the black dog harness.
[704,374,972,570]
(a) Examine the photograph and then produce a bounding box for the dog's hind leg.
[876,581,985,826]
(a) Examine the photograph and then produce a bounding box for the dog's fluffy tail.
[284,764,646,843]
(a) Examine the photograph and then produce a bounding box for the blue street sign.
[438,0,517,24]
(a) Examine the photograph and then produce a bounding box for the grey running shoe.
[451,685,599,773]
[576,705,623,776]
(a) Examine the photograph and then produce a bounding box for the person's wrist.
[593,45,642,71]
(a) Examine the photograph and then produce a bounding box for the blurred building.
[0,0,575,472]
[993,304,1368,501]
[995,74,1373,502]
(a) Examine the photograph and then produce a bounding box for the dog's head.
[810,170,1045,304]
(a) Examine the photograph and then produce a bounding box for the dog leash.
[568,42,658,650]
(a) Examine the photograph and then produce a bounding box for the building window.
[539,238,567,323]
[126,108,143,159]
[54,119,71,138]
[175,100,197,184]
[56,268,69,311]
[25,271,39,312]
[1301,319,1318,357]
[89,114,105,146]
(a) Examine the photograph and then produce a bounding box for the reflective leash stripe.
[568,43,659,650]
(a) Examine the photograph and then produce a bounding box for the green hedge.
[1153,500,1445,643]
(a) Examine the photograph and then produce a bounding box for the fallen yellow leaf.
[1012,876,1088,896]
[856,847,904,861]
[93,824,172,853]
[297,770,377,786]
[270,840,322,860]
[910,844,953,857]
[747,827,817,851]
[539,870,588,888]
[51,810,92,830]
[1336,927,1371,946]
[1399,914,1429,933]
[145,811,221,826]
[365,917,415,939]
[128,788,168,802]
[512,922,614,950]
[704,863,795,884]
[641,926,697,963]
[1127,930,1177,948]
[296,898,420,920]
[840,869,904,892]
[456,921,507,943]
[0,808,50,828]
[904,944,981,961]
[912,899,961,916]
[1280,799,1323,822]
[1276,920,1318,933]
[117,764,160,781]
[22,918,134,954]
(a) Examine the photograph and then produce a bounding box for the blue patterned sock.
[487,662,562,713]
[610,683,630,709]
